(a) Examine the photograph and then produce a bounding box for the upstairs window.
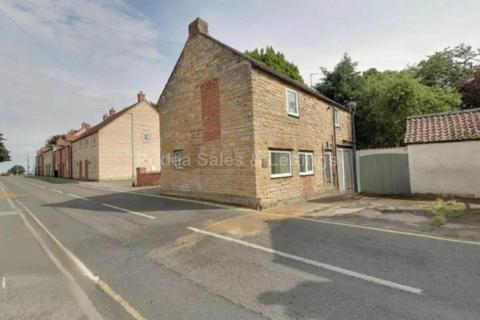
[286,89,299,116]
[334,108,340,127]
[299,152,314,175]
[270,150,292,178]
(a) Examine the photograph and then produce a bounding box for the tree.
[0,133,10,163]
[45,134,66,147]
[315,53,361,104]
[245,46,304,83]
[459,68,480,109]
[8,165,25,175]
[411,44,480,90]
[355,70,462,148]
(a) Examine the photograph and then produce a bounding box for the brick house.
[35,146,51,176]
[157,18,354,208]
[71,92,160,182]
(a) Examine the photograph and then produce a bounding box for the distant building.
[71,92,160,182]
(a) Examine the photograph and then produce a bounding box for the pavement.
[1,175,480,319]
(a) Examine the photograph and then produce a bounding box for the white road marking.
[35,184,46,189]
[102,203,156,220]
[187,226,424,295]
[0,181,146,320]
[49,188,63,194]
[2,276,6,289]
[67,194,90,201]
[0,210,18,216]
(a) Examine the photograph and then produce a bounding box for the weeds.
[426,199,465,227]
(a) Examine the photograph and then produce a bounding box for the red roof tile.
[405,108,480,144]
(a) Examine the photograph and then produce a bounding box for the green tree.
[45,134,66,147]
[459,68,480,109]
[315,53,361,104]
[245,46,304,83]
[0,133,11,163]
[411,44,480,90]
[8,165,25,175]
[355,70,462,148]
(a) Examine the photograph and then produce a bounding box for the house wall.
[98,101,160,181]
[158,33,257,207]
[408,140,480,198]
[72,133,99,180]
[42,150,54,176]
[251,69,353,207]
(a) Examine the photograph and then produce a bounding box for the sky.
[1,0,479,172]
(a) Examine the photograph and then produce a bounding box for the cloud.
[0,0,169,171]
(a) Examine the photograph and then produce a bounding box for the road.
[1,176,479,320]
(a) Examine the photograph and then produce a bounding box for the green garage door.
[359,153,410,195]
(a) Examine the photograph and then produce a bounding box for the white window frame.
[174,150,184,169]
[323,151,333,184]
[143,131,150,143]
[299,152,314,176]
[269,150,292,178]
[334,108,340,127]
[285,88,299,117]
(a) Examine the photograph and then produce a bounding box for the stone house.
[71,92,160,182]
[157,18,354,208]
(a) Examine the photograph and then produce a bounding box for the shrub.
[426,199,465,227]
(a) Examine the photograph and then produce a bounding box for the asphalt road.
[1,176,479,320]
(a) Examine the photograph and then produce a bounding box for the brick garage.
[157,18,354,208]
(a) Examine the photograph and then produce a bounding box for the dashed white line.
[49,188,63,194]
[187,227,424,295]
[67,193,90,201]
[1,276,6,289]
[102,203,156,220]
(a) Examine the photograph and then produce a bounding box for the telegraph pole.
[27,153,30,175]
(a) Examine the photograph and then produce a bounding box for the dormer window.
[286,89,299,117]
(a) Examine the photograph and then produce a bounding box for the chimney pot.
[137,91,145,102]
[81,122,91,129]
[188,18,209,37]
[109,107,116,116]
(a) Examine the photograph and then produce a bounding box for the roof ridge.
[407,108,480,119]
[198,33,351,112]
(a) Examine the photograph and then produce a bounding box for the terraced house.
[71,92,160,182]
[157,18,355,208]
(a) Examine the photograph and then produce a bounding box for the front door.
[84,160,89,180]
[337,148,353,192]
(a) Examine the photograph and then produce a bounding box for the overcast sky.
[1,0,479,172]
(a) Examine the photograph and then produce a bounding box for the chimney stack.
[188,18,208,37]
[137,91,145,102]
[103,113,109,121]
[81,122,91,129]
[109,107,116,116]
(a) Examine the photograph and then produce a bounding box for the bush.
[426,199,465,227]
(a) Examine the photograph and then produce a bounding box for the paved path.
[1,176,479,320]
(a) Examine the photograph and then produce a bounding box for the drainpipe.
[332,105,339,189]
[347,101,358,192]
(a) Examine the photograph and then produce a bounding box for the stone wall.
[158,33,258,207]
[251,69,353,207]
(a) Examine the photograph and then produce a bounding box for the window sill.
[300,173,314,176]
[287,113,299,118]
[270,174,293,179]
